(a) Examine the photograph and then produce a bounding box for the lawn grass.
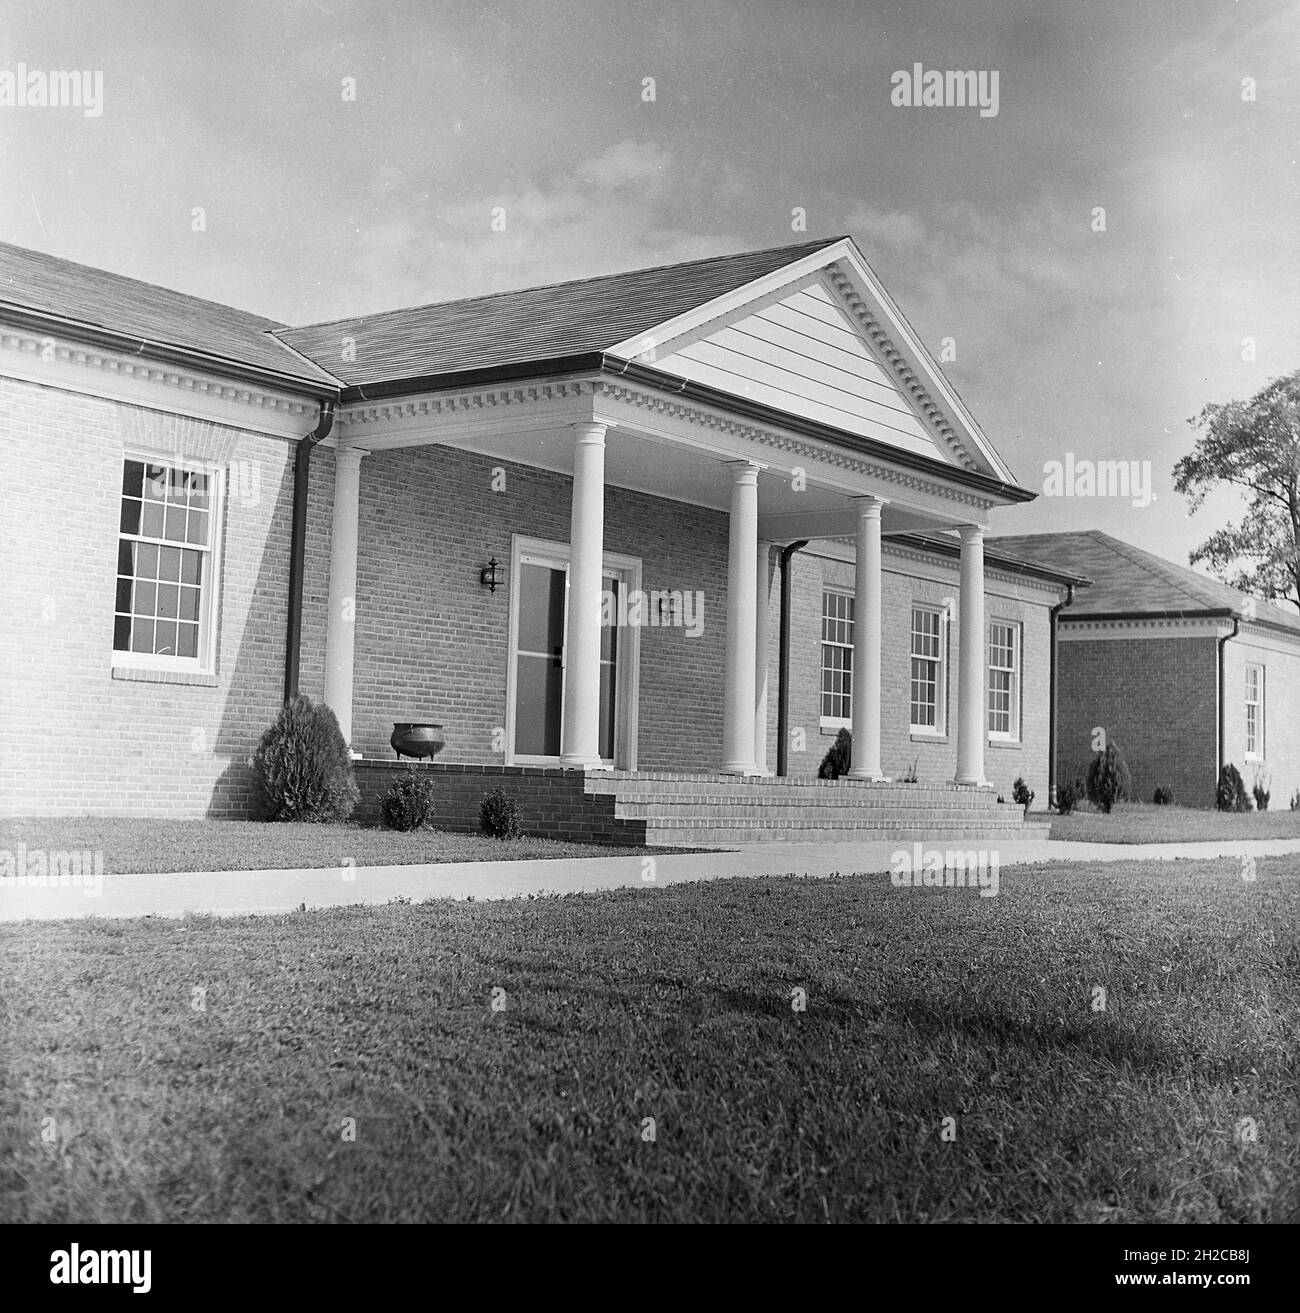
[1049,801,1300,844]
[2,857,1296,1223]
[0,818,678,874]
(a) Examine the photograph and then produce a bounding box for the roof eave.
[0,300,341,398]
[884,531,1091,587]
[609,357,1038,505]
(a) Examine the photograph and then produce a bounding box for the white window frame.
[819,588,854,729]
[987,620,1021,743]
[909,604,948,736]
[1245,663,1265,760]
[112,451,225,676]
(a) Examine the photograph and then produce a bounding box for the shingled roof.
[0,242,339,388]
[275,237,845,390]
[992,530,1300,635]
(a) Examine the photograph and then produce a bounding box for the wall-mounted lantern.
[480,557,502,593]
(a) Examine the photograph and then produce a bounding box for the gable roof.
[991,530,1300,635]
[0,241,339,389]
[275,237,844,389]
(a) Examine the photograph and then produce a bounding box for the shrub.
[1055,775,1085,815]
[818,728,852,780]
[1012,776,1034,809]
[1215,763,1251,813]
[1085,742,1131,814]
[252,695,359,822]
[1152,785,1175,805]
[381,767,436,831]
[1252,771,1270,811]
[1291,789,1300,812]
[480,786,522,839]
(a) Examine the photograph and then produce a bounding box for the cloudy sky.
[4,0,1297,567]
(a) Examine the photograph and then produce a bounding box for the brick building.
[993,531,1300,809]
[1,235,1083,839]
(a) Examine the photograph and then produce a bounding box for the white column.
[324,444,369,747]
[954,523,988,786]
[722,461,761,774]
[848,496,886,780]
[560,422,607,768]
[753,542,772,775]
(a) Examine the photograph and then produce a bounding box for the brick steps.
[581,771,1049,847]
[647,824,1052,845]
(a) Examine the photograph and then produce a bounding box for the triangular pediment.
[608,241,1015,482]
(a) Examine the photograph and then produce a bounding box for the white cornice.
[337,373,999,517]
[0,322,319,439]
[590,378,996,514]
[1059,616,1234,641]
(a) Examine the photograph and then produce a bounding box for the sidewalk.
[3,837,1299,922]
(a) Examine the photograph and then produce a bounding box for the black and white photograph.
[1,0,1296,1266]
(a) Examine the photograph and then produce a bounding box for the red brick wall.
[1055,634,1217,807]
[347,444,729,772]
[0,374,330,818]
[776,545,1055,801]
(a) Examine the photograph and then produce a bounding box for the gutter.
[776,539,809,776]
[1217,615,1241,781]
[1047,583,1076,809]
[283,400,336,701]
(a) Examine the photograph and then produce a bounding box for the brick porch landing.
[353,762,1049,846]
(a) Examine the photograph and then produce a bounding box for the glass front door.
[511,550,626,765]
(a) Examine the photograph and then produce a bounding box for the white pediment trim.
[607,237,1018,486]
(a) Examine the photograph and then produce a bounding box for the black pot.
[391,723,446,760]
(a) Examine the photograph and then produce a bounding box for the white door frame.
[505,534,641,769]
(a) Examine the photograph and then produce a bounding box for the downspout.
[1217,614,1240,784]
[776,539,809,777]
[283,399,337,702]
[1047,583,1075,809]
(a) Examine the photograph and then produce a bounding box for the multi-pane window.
[910,606,945,731]
[820,590,854,722]
[988,621,1020,740]
[114,458,219,667]
[1245,664,1265,758]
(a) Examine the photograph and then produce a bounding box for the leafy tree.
[1173,369,1300,611]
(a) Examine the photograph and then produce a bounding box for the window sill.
[988,738,1023,750]
[910,732,948,743]
[112,665,219,687]
[820,720,851,736]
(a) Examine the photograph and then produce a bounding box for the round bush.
[381,767,436,831]
[1215,763,1251,813]
[252,695,360,823]
[480,786,522,839]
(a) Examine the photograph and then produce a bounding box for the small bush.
[1215,763,1251,813]
[1012,776,1034,809]
[252,695,359,823]
[1152,785,1175,805]
[381,767,437,831]
[1252,772,1270,811]
[1085,742,1131,814]
[1055,775,1085,815]
[480,786,522,839]
[818,728,852,780]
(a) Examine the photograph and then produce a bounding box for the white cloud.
[341,140,744,314]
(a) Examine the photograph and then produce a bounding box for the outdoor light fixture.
[480,557,501,593]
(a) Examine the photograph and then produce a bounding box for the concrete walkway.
[3,837,1299,922]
